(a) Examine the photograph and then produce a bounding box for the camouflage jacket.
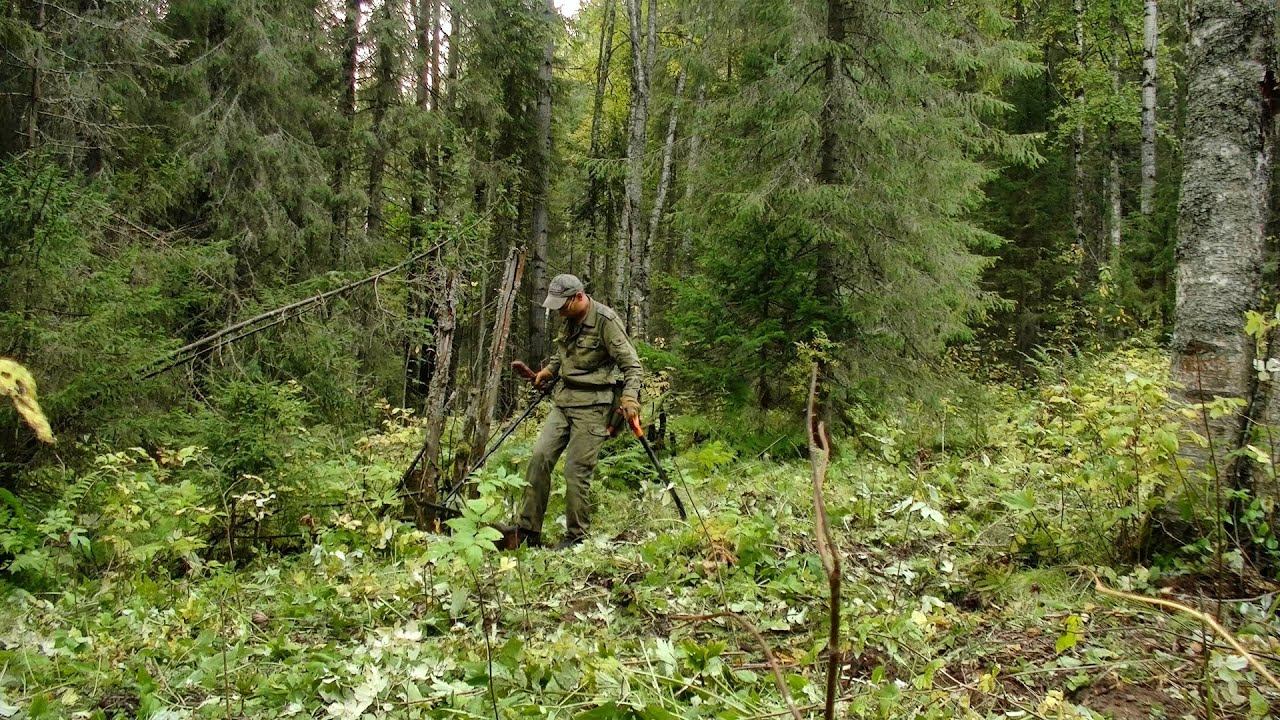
[544,299,642,408]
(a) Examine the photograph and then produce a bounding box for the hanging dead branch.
[807,362,842,720]
[140,238,450,380]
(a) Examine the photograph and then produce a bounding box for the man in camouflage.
[514,273,643,550]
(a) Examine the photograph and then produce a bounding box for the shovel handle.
[628,415,644,438]
[511,360,537,382]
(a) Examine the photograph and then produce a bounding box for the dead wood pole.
[406,269,459,528]
[455,246,527,492]
[807,363,842,720]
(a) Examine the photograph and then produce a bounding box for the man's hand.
[618,396,641,423]
[533,367,554,389]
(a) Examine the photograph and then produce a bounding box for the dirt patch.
[1073,677,1187,719]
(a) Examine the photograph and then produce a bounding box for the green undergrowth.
[2,347,1279,719]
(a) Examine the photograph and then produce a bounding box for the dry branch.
[807,363,842,720]
[672,612,804,720]
[1086,569,1280,693]
[141,239,451,379]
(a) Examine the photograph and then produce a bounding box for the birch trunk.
[647,69,686,260]
[1171,0,1274,482]
[614,193,630,308]
[1072,0,1088,275]
[1107,49,1122,252]
[679,83,706,265]
[528,0,555,364]
[623,0,655,336]
[1140,0,1158,216]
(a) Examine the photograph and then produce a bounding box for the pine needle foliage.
[670,0,1039,412]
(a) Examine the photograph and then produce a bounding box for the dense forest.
[1,0,1279,717]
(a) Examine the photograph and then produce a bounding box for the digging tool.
[626,415,688,520]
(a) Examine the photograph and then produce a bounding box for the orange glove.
[533,367,554,389]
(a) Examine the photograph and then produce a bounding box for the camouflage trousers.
[518,403,612,538]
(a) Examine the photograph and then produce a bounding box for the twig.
[468,564,500,720]
[1086,568,1280,693]
[671,612,803,720]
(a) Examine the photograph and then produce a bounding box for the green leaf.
[1055,615,1082,654]
[574,702,631,719]
[1001,489,1036,513]
[638,705,680,720]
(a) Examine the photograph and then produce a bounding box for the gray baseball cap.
[542,273,585,309]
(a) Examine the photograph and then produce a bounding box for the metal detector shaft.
[437,365,555,508]
[629,416,688,520]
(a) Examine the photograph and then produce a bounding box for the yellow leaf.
[0,358,54,444]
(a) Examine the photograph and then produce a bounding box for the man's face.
[558,292,587,318]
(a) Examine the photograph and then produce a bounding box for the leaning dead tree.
[807,363,842,720]
[453,246,527,490]
[404,268,458,529]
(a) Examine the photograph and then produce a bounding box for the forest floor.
[3,348,1280,719]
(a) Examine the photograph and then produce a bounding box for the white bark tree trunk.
[613,194,630,306]
[1140,0,1158,216]
[623,0,655,336]
[1171,0,1275,481]
[1108,46,1122,252]
[1072,0,1088,271]
[529,0,555,363]
[679,83,706,265]
[645,68,686,285]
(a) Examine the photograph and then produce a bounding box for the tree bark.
[1107,40,1122,253]
[333,0,362,261]
[647,68,685,268]
[614,193,630,308]
[28,0,44,150]
[1171,0,1274,482]
[407,268,457,529]
[456,247,526,491]
[645,67,685,335]
[623,0,655,336]
[405,0,439,406]
[586,0,617,258]
[815,0,845,316]
[365,3,396,240]
[528,0,555,365]
[1073,0,1089,276]
[1140,0,1158,216]
[810,0,848,425]
[679,83,706,265]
